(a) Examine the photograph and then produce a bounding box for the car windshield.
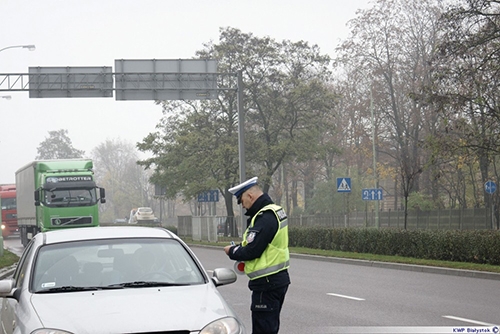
[31,238,206,293]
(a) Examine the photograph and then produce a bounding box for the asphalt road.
[3,237,500,333]
[192,246,500,333]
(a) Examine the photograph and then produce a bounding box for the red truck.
[0,184,18,238]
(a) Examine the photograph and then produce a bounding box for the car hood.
[30,284,235,333]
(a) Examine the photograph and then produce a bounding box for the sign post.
[485,181,496,229]
[362,188,383,228]
[337,177,351,218]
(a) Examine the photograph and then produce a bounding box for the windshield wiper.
[109,281,189,288]
[37,286,99,293]
[37,284,129,293]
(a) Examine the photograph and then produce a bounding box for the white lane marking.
[443,315,498,326]
[327,293,365,301]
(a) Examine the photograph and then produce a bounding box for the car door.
[1,241,35,334]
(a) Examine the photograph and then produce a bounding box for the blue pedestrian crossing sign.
[337,177,351,192]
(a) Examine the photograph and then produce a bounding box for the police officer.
[224,177,290,334]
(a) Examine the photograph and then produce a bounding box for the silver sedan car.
[0,226,246,334]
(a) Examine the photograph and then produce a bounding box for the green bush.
[289,227,500,265]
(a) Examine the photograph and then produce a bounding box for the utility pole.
[237,70,245,237]
[370,89,380,228]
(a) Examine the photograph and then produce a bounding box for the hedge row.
[288,227,500,265]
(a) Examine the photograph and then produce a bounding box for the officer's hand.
[224,245,232,255]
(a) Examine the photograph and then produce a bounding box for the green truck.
[16,159,106,247]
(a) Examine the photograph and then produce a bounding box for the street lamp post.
[0,45,36,53]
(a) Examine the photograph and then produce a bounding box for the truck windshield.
[1,198,16,210]
[44,189,97,207]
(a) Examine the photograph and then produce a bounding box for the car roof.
[38,226,177,245]
[137,207,152,210]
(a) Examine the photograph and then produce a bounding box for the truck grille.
[51,216,93,226]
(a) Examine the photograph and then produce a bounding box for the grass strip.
[0,250,19,269]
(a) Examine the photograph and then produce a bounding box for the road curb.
[0,264,17,279]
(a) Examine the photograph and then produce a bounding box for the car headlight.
[31,329,74,334]
[199,317,244,334]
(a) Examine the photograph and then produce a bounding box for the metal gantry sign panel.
[1,59,222,100]
[28,66,113,98]
[114,59,218,101]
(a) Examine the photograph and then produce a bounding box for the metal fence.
[287,208,495,230]
[177,208,496,241]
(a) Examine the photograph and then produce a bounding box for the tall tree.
[427,0,500,219]
[336,0,445,227]
[138,27,337,216]
[36,129,84,159]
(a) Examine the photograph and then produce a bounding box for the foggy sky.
[0,0,372,184]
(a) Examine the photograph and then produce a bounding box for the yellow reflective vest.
[242,204,290,280]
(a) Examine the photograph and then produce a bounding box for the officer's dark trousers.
[251,285,289,334]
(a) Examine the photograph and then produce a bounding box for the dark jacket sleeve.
[228,210,278,262]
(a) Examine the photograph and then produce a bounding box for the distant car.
[0,226,246,334]
[133,207,156,224]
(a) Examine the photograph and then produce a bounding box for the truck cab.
[16,159,106,247]
[34,177,106,228]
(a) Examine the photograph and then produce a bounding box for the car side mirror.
[211,268,237,287]
[0,279,15,299]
